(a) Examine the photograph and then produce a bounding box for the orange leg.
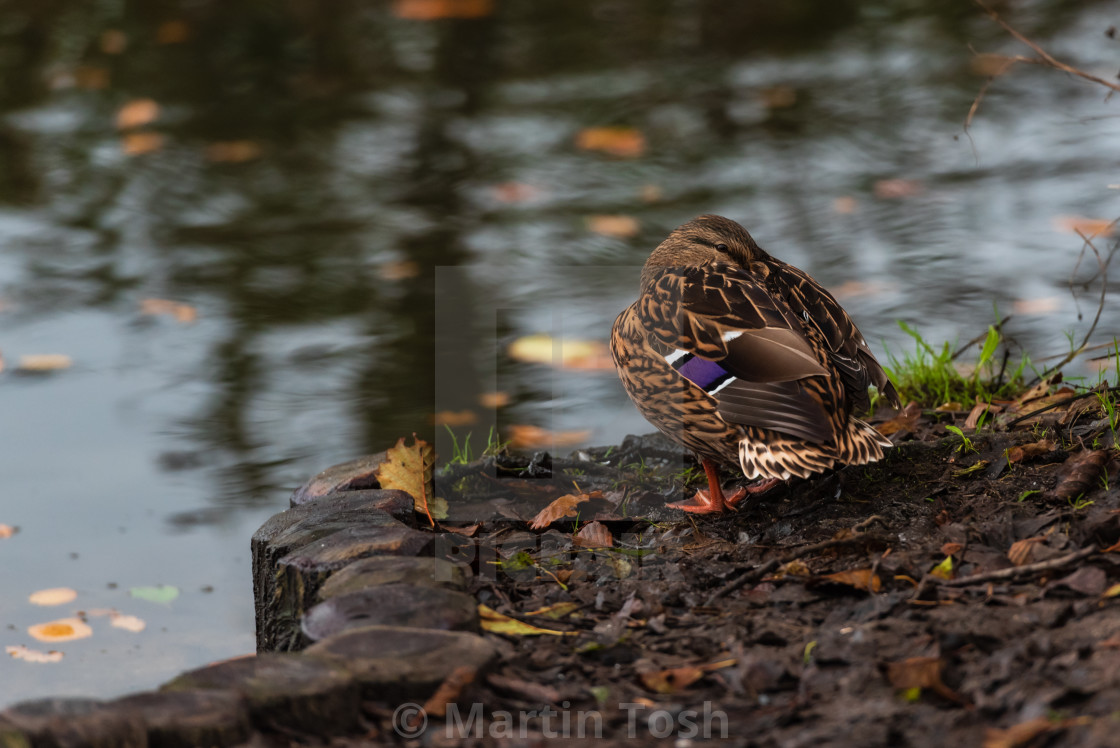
[667,458,748,514]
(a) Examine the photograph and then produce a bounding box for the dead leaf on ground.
[486,672,561,703]
[422,665,476,721]
[478,604,577,637]
[1052,215,1117,239]
[1050,449,1108,502]
[573,521,613,548]
[442,523,481,537]
[639,658,735,694]
[28,617,93,643]
[818,568,881,592]
[29,588,77,606]
[375,435,441,526]
[886,656,966,704]
[575,127,646,158]
[965,399,1001,430]
[876,402,922,437]
[940,542,963,557]
[587,215,640,238]
[523,601,580,619]
[1006,440,1054,464]
[508,424,592,450]
[1008,537,1046,566]
[1048,565,1106,596]
[930,556,954,580]
[982,717,1058,748]
[530,492,596,530]
[393,0,494,19]
[6,645,63,664]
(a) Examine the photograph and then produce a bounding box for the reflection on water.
[0,0,1117,705]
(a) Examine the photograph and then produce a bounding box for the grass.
[444,424,511,466]
[885,321,1032,407]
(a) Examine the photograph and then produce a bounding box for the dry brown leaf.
[1051,449,1108,502]
[965,399,1001,430]
[432,410,477,427]
[832,196,859,215]
[6,645,63,664]
[530,493,592,530]
[28,617,93,643]
[393,0,494,20]
[421,665,476,723]
[121,132,164,156]
[934,402,962,412]
[820,568,881,592]
[205,140,261,163]
[1012,297,1060,315]
[117,99,160,130]
[587,215,640,238]
[442,523,481,537]
[1052,215,1117,238]
[507,334,613,371]
[573,521,613,549]
[759,85,797,109]
[508,424,592,449]
[74,66,110,90]
[940,542,963,557]
[876,402,921,437]
[639,184,663,203]
[490,182,542,204]
[1007,537,1045,566]
[140,298,197,323]
[575,127,646,158]
[886,656,966,703]
[970,53,1018,77]
[29,588,77,606]
[375,435,440,526]
[639,658,735,694]
[1006,440,1053,464]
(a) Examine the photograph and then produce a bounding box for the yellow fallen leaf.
[529,492,593,530]
[6,645,64,663]
[375,435,441,526]
[28,617,92,643]
[523,601,580,619]
[1103,583,1120,598]
[29,588,77,606]
[18,354,72,372]
[820,568,881,592]
[116,99,160,130]
[478,604,577,637]
[930,556,954,580]
[507,334,613,371]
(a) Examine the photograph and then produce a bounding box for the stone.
[1,698,145,748]
[302,584,478,642]
[110,690,250,748]
[0,718,28,748]
[318,556,469,600]
[162,653,360,736]
[305,626,499,698]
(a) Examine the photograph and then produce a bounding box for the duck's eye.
[715,243,729,253]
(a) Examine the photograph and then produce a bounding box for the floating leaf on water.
[507,334,613,371]
[587,214,640,238]
[205,140,261,163]
[477,604,576,637]
[575,127,646,158]
[376,260,421,281]
[478,391,510,409]
[832,196,859,215]
[121,132,164,156]
[969,53,1017,77]
[1052,215,1116,238]
[1012,297,1060,315]
[17,354,72,372]
[110,613,146,632]
[29,588,77,606]
[393,0,494,20]
[873,178,924,199]
[156,20,191,44]
[432,410,477,427]
[139,298,197,324]
[529,492,594,530]
[490,182,542,204]
[100,30,128,55]
[28,617,93,642]
[375,435,440,525]
[508,424,592,450]
[129,585,180,604]
[6,645,64,663]
[0,524,16,539]
[116,99,160,130]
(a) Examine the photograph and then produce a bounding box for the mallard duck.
[611,215,899,513]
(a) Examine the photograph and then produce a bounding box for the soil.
[358,398,1120,747]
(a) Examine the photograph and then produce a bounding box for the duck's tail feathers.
[834,417,892,467]
[738,433,836,482]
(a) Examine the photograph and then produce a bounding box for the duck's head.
[640,214,771,290]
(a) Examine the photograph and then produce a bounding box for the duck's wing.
[770,262,900,410]
[638,263,837,444]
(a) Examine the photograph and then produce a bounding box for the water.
[1,0,1117,706]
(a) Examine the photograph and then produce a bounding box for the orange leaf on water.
[1052,215,1116,238]
[140,298,197,323]
[100,30,128,55]
[393,0,494,20]
[587,215,640,238]
[432,410,477,427]
[205,140,261,163]
[873,178,923,199]
[507,424,591,449]
[110,613,146,632]
[6,645,64,664]
[507,334,613,371]
[156,20,191,44]
[29,588,77,606]
[0,524,16,539]
[575,127,646,158]
[28,617,92,643]
[116,99,160,130]
[121,132,164,156]
[478,391,510,409]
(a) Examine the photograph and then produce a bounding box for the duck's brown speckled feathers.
[611,214,899,491]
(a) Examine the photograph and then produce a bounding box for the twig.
[974,1,1120,94]
[1036,230,1111,382]
[1004,385,1120,428]
[705,516,889,604]
[950,315,1012,361]
[921,545,1097,593]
